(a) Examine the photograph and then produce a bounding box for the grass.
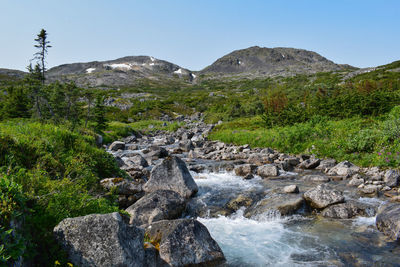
[209,109,400,168]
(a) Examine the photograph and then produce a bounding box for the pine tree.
[33,29,51,84]
[93,95,107,133]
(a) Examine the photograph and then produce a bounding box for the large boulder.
[302,174,330,183]
[298,158,320,169]
[321,201,375,219]
[245,195,304,217]
[123,154,149,168]
[126,190,186,226]
[376,203,400,241]
[328,161,360,177]
[100,178,143,195]
[143,156,198,198]
[384,170,400,188]
[234,164,257,177]
[303,184,345,209]
[109,141,125,151]
[144,145,169,159]
[145,219,225,267]
[257,164,279,178]
[54,212,144,267]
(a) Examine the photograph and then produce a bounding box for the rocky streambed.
[54,115,400,266]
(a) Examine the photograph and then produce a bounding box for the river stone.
[245,195,304,217]
[316,159,337,170]
[257,164,279,178]
[358,185,380,197]
[298,158,320,169]
[376,203,400,241]
[348,174,365,187]
[247,153,266,165]
[145,219,225,267]
[100,178,143,195]
[144,145,169,159]
[234,164,257,177]
[384,170,400,188]
[109,141,125,151]
[126,190,186,226]
[321,201,374,219]
[284,185,299,193]
[302,175,330,183]
[328,161,360,177]
[143,156,198,198]
[54,212,144,267]
[303,184,345,209]
[124,154,149,168]
[226,194,254,211]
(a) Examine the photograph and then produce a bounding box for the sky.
[1,0,399,71]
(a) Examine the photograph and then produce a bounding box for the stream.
[188,170,400,266]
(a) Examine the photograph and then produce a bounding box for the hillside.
[200,46,356,78]
[46,56,195,87]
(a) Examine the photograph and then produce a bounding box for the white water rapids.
[191,171,394,266]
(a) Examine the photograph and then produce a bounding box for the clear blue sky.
[1,0,399,71]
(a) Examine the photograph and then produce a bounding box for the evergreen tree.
[33,29,51,84]
[1,85,32,119]
[93,95,107,132]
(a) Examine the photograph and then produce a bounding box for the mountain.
[199,46,356,78]
[46,56,195,87]
[0,68,26,81]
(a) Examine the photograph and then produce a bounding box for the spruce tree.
[93,95,107,133]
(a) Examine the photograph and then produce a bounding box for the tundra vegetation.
[0,30,399,265]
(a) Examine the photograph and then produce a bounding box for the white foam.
[352,216,376,227]
[193,171,262,191]
[199,209,332,266]
[86,68,96,73]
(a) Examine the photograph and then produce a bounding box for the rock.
[143,156,198,198]
[180,140,194,152]
[234,164,257,177]
[316,159,337,170]
[145,145,169,159]
[145,219,225,267]
[303,184,345,209]
[302,174,330,183]
[100,178,143,195]
[109,141,125,151]
[257,164,279,178]
[245,195,304,217]
[54,212,144,267]
[283,185,299,193]
[358,185,380,197]
[384,170,400,188]
[321,201,374,219]
[348,174,365,187]
[328,161,360,177]
[126,190,186,226]
[298,158,320,169]
[247,153,267,165]
[243,173,254,180]
[118,193,145,209]
[285,157,300,166]
[124,154,149,168]
[226,194,253,211]
[376,203,400,241]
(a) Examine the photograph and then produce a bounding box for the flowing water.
[190,171,400,267]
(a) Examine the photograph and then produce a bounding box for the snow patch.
[149,63,155,66]
[191,73,197,79]
[150,56,156,62]
[105,63,132,70]
[174,68,183,74]
[86,68,96,74]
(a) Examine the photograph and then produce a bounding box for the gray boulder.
[302,174,330,183]
[257,164,279,178]
[144,145,169,159]
[321,201,374,219]
[298,158,320,169]
[123,154,149,168]
[303,184,345,209]
[143,156,198,198]
[376,203,400,241]
[109,141,125,151]
[54,212,144,267]
[348,174,365,187]
[316,159,337,170]
[245,195,304,217]
[126,190,186,226]
[384,170,400,188]
[234,164,257,177]
[283,185,299,193]
[145,219,225,267]
[100,178,143,195]
[328,161,360,177]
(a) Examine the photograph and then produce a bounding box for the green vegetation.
[0,120,124,265]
